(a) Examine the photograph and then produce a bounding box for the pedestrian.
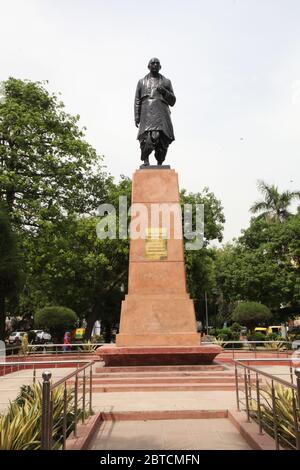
[63,331,71,353]
[21,333,28,355]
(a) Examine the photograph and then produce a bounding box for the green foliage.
[230,322,242,332]
[250,180,300,223]
[181,187,225,244]
[247,332,267,342]
[265,341,287,351]
[267,333,282,341]
[0,204,22,339]
[215,328,241,348]
[34,306,77,341]
[250,382,300,449]
[231,302,272,330]
[181,188,225,314]
[215,211,300,318]
[216,328,239,341]
[0,382,76,450]
[0,78,110,230]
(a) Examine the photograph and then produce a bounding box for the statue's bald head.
[148,58,161,70]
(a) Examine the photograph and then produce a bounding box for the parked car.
[266,325,282,335]
[8,331,26,344]
[31,330,52,343]
[292,340,300,350]
[254,326,282,336]
[254,327,267,335]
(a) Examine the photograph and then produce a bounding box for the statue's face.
[148,59,161,73]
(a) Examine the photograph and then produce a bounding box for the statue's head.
[148,57,161,73]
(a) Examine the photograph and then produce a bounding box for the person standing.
[63,331,71,353]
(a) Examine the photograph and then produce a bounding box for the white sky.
[1,0,300,242]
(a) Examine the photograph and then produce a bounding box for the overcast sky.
[1,0,300,242]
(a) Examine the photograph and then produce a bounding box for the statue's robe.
[134,73,176,143]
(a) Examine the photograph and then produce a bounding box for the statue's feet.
[142,157,150,166]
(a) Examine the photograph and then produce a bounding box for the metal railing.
[0,359,94,449]
[204,340,294,359]
[41,361,94,450]
[234,358,300,450]
[0,359,92,381]
[3,342,105,358]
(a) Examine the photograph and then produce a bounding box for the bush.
[0,383,77,450]
[231,302,272,330]
[215,328,242,349]
[250,382,299,449]
[247,332,266,342]
[230,322,242,332]
[267,333,282,341]
[34,306,77,342]
[215,328,239,340]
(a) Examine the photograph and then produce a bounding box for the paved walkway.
[1,362,292,450]
[89,418,252,450]
[92,390,237,412]
[0,367,76,412]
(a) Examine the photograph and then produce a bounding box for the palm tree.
[250,180,300,222]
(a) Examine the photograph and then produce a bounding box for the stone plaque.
[145,228,168,260]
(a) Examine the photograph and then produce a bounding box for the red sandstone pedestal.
[97,168,220,366]
[98,345,221,367]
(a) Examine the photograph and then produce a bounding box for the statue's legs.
[139,132,155,165]
[154,131,170,165]
[140,131,171,165]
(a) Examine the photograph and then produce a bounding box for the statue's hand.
[157,86,167,96]
[135,121,140,128]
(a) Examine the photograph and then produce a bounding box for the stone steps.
[84,383,237,392]
[95,364,225,373]
[72,364,242,393]
[93,371,236,379]
[88,376,236,385]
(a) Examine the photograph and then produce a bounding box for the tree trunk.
[0,295,6,341]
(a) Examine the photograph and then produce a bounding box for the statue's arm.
[159,80,176,107]
[134,81,142,125]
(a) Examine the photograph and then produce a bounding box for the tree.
[180,188,225,324]
[34,306,77,342]
[181,187,225,244]
[0,78,118,333]
[250,180,300,223]
[0,78,110,231]
[0,204,22,340]
[215,211,300,322]
[231,302,272,330]
[21,178,131,339]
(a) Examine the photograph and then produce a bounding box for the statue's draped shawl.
[134,74,176,142]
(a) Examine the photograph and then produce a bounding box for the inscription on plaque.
[145,228,168,260]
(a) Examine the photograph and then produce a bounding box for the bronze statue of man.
[134,58,176,166]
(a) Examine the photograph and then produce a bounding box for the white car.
[31,330,52,343]
[8,331,26,344]
[292,340,300,350]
